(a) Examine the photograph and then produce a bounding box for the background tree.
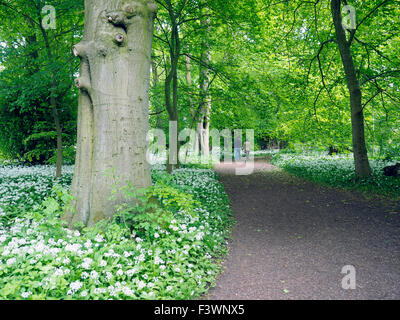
[151,0,263,167]
[253,0,400,177]
[0,0,83,176]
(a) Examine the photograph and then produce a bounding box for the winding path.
[206,160,400,300]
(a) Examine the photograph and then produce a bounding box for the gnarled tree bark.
[66,0,157,228]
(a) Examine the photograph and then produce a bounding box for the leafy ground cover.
[270,152,400,198]
[0,165,233,300]
[0,165,74,219]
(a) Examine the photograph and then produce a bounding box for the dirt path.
[206,160,400,300]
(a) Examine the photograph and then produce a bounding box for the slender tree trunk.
[38,14,63,178]
[26,20,39,74]
[165,7,180,173]
[152,61,159,87]
[331,0,372,178]
[66,0,157,227]
[165,60,179,173]
[151,61,163,129]
[185,54,194,111]
[185,53,199,156]
[51,91,63,179]
[198,15,212,157]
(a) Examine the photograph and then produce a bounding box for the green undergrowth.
[270,152,400,199]
[0,165,233,300]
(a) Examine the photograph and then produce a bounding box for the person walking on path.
[244,139,251,161]
[234,136,242,162]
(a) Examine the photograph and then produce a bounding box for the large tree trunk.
[331,0,372,178]
[67,0,157,227]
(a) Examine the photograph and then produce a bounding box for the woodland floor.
[206,160,400,300]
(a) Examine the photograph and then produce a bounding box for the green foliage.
[0,0,82,163]
[1,0,398,172]
[271,152,400,198]
[113,184,177,239]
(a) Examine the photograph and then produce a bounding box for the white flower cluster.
[0,165,232,300]
[0,165,74,212]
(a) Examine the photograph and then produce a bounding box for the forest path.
[206,160,400,300]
